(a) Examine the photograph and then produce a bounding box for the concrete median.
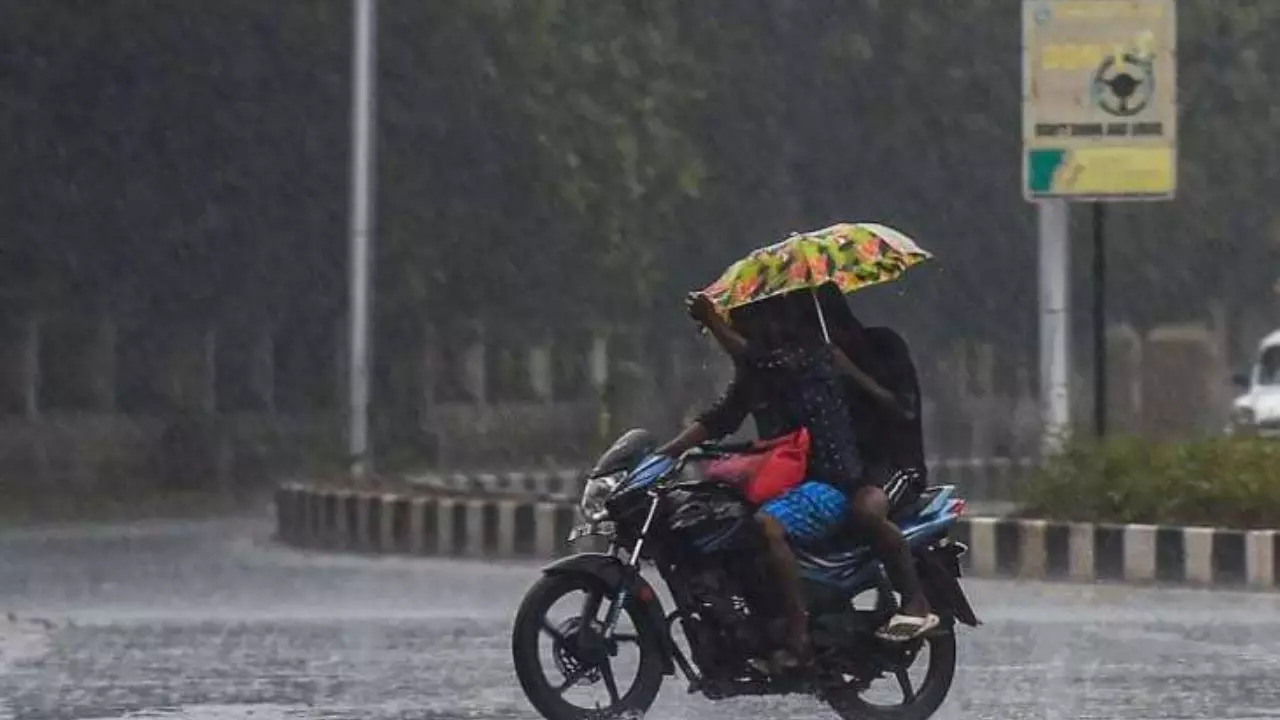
[273,483,1279,590]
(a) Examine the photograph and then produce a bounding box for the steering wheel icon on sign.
[1090,52,1155,117]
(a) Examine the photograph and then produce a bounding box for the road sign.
[1022,0,1177,201]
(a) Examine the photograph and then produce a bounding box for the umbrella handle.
[810,289,831,344]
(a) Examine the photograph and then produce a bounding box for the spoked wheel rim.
[514,574,659,719]
[858,635,939,708]
[539,612,642,704]
[824,630,956,719]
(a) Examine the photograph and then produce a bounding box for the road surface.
[1,513,1278,719]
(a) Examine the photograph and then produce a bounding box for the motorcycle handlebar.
[642,441,754,489]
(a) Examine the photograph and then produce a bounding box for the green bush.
[1018,436,1280,529]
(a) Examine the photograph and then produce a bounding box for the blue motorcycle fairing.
[916,484,956,519]
[898,485,958,539]
[622,449,964,595]
[622,453,675,491]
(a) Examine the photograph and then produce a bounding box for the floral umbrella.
[699,222,931,340]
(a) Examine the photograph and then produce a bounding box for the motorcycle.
[511,429,979,720]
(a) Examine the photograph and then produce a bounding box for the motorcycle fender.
[542,553,676,674]
[916,546,981,627]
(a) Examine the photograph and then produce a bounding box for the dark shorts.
[759,480,848,544]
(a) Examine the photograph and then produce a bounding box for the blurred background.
[1,0,1278,497]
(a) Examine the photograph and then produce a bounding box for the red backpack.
[703,427,810,504]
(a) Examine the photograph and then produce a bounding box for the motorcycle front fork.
[586,495,661,639]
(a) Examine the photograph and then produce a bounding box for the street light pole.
[347,0,377,478]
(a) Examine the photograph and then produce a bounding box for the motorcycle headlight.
[580,472,622,522]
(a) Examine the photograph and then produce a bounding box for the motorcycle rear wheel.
[822,630,956,720]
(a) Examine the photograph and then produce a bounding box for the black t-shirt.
[695,343,865,489]
[845,327,925,473]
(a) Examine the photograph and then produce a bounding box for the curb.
[273,484,584,558]
[273,484,1279,590]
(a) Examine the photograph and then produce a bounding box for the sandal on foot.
[875,612,940,642]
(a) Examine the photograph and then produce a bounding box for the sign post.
[1022,0,1177,448]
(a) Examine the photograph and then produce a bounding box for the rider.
[813,284,917,494]
[863,324,929,507]
[813,284,938,640]
[655,291,865,672]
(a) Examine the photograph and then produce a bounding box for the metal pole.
[348,0,377,478]
[1039,199,1071,453]
[810,289,831,343]
[1092,202,1107,438]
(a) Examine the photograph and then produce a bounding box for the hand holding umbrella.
[686,291,748,358]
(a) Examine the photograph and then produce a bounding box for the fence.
[0,303,1251,491]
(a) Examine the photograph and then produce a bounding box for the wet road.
[2,514,1279,720]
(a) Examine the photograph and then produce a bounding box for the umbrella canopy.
[699,222,931,314]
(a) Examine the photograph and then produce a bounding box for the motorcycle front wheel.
[512,572,666,720]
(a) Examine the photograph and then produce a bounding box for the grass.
[1017,435,1280,529]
